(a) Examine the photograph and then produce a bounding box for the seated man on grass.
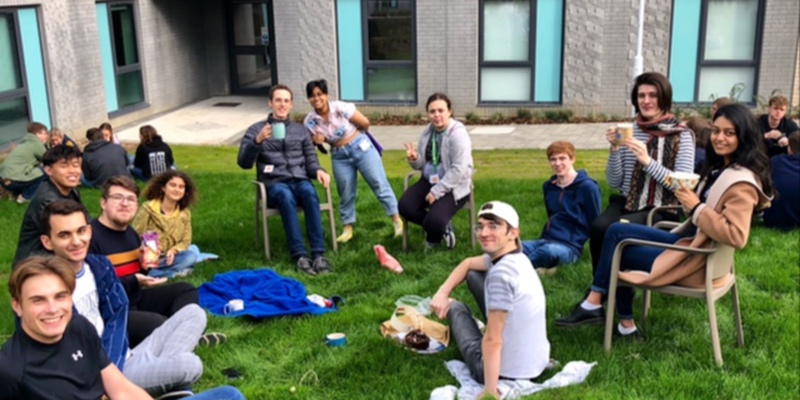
[0,256,244,400]
[89,175,217,348]
[758,95,799,158]
[81,127,132,188]
[521,141,601,275]
[237,84,333,275]
[38,199,209,397]
[0,121,49,203]
[763,131,800,231]
[14,144,83,266]
[430,201,550,399]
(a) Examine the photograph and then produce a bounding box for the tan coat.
[620,166,770,288]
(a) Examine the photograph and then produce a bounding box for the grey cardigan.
[409,119,473,202]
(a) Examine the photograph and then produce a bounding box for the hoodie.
[81,140,131,187]
[539,170,602,257]
[134,136,174,179]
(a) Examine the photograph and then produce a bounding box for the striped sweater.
[605,123,695,210]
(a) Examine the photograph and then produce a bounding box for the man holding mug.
[237,84,333,275]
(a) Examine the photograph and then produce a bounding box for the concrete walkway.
[115,96,611,150]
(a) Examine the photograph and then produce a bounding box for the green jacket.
[0,133,46,181]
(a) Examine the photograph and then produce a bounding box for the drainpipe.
[632,0,646,117]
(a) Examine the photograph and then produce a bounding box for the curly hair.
[142,170,198,210]
[705,103,774,197]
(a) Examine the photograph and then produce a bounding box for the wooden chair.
[603,234,744,366]
[401,171,475,251]
[253,180,337,259]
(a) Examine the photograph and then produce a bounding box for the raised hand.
[404,142,418,161]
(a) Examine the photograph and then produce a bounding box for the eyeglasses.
[472,223,503,234]
[106,194,138,204]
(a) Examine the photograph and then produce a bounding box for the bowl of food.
[666,172,700,191]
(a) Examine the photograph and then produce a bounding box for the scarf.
[625,113,687,212]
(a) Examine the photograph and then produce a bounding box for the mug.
[271,122,286,140]
[325,332,346,347]
[224,299,245,314]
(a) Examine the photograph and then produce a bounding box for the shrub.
[465,112,481,125]
[489,112,506,124]
[543,108,573,123]
[516,108,533,121]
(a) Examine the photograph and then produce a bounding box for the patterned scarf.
[625,113,686,212]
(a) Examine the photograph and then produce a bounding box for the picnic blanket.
[198,268,335,318]
[430,360,596,400]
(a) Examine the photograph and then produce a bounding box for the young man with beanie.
[430,201,550,399]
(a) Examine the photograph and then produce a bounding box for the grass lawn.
[0,146,797,399]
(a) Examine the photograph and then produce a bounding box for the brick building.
[1,0,798,143]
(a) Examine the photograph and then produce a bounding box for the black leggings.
[589,195,677,275]
[127,282,198,347]
[398,179,468,243]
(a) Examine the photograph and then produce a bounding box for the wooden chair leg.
[328,207,337,252]
[731,282,745,347]
[254,202,260,247]
[642,289,651,321]
[262,212,271,260]
[707,293,723,366]
[604,282,617,353]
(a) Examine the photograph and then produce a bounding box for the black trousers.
[398,178,468,243]
[589,195,677,275]
[127,282,198,347]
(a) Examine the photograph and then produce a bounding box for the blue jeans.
[1,175,45,199]
[148,250,198,278]
[331,133,398,225]
[591,223,682,319]
[267,179,325,259]
[521,239,579,269]
[187,386,244,400]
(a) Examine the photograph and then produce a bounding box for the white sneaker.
[443,224,456,249]
[16,194,28,204]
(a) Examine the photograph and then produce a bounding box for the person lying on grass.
[430,201,550,399]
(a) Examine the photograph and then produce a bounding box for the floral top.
[303,100,359,145]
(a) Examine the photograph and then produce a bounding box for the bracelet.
[689,203,703,217]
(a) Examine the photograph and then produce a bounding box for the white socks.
[581,300,602,311]
[617,323,638,335]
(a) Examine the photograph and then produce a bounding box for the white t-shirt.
[484,252,550,379]
[73,263,105,337]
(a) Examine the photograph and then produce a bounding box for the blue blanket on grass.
[198,268,335,318]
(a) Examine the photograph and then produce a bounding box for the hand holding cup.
[256,124,273,143]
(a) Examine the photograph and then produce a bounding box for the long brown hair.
[143,170,198,209]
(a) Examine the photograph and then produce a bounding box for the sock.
[581,300,602,311]
[617,323,638,335]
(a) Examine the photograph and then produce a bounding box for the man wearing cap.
[430,201,550,399]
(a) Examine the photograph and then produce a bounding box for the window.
[0,12,31,145]
[363,0,416,102]
[97,1,145,113]
[479,0,562,104]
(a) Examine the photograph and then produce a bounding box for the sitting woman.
[555,103,773,338]
[398,93,473,249]
[132,170,198,278]
[303,79,402,243]
[133,124,175,180]
[49,128,78,148]
[99,121,121,144]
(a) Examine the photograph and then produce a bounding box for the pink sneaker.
[374,245,403,274]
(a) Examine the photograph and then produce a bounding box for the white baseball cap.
[477,201,519,228]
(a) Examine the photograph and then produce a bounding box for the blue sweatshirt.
[539,170,602,256]
[763,154,800,231]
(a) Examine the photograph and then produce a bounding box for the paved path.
[116,96,611,150]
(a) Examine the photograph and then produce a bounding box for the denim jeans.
[187,386,245,400]
[331,133,398,225]
[521,239,579,269]
[590,222,682,319]
[266,179,325,259]
[1,175,45,199]
[148,250,198,278]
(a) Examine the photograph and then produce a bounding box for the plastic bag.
[396,295,432,316]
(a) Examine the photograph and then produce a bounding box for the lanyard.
[431,129,443,170]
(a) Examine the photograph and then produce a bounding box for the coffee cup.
[666,172,700,191]
[271,123,286,140]
[616,123,634,145]
[223,299,245,314]
[325,332,346,347]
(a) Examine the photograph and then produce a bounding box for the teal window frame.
[99,0,146,115]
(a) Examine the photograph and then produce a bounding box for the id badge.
[263,165,274,174]
[359,139,371,151]
[429,175,440,184]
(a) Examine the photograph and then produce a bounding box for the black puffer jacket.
[237,115,324,186]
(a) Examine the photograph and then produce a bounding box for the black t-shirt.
[757,114,799,158]
[88,219,143,304]
[0,314,111,400]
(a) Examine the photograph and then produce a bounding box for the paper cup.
[224,299,245,314]
[666,172,700,191]
[616,123,634,144]
[325,332,346,347]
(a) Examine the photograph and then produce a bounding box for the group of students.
[0,121,176,202]
[1,69,795,399]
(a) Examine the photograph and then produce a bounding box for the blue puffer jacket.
[539,170,602,257]
[237,114,324,186]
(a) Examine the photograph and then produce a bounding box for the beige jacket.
[620,165,770,288]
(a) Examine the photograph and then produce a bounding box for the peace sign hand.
[404,142,418,161]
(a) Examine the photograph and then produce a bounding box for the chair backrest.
[706,243,735,280]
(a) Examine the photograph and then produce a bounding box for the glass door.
[227,0,276,95]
